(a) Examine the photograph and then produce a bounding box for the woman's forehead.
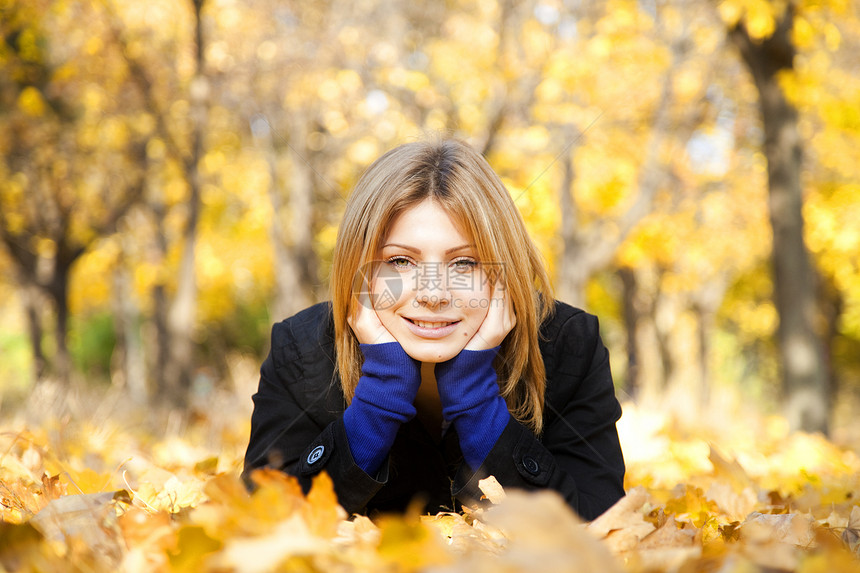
[381,199,474,244]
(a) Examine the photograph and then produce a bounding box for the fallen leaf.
[422,511,505,555]
[376,511,452,570]
[841,505,860,556]
[168,525,223,572]
[664,484,719,528]
[706,481,759,522]
[29,490,130,569]
[334,514,380,549]
[476,490,626,573]
[587,486,656,552]
[302,472,347,537]
[709,446,754,492]
[741,511,816,547]
[213,514,330,573]
[117,506,175,573]
[588,486,651,538]
[478,475,506,504]
[638,515,697,549]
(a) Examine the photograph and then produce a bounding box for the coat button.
[307,445,325,465]
[522,456,540,475]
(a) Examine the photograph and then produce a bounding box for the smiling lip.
[403,317,460,339]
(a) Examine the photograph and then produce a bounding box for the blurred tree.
[105,0,209,406]
[723,0,830,434]
[782,0,860,402]
[552,1,691,309]
[235,0,355,319]
[0,0,148,382]
[2,0,857,424]
[611,0,772,398]
[501,0,729,399]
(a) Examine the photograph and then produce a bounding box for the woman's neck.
[415,362,443,436]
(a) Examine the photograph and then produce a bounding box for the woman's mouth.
[403,317,460,338]
[411,319,455,329]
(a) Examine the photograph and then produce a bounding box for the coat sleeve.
[451,307,626,521]
[241,309,389,514]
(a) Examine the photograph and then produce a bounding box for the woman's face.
[369,199,492,363]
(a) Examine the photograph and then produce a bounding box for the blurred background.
[1,0,858,448]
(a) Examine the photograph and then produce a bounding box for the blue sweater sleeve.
[435,347,510,470]
[342,342,421,475]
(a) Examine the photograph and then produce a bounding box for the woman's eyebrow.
[381,243,474,255]
[381,243,421,253]
[445,244,474,255]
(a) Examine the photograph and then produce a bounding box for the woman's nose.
[414,263,451,307]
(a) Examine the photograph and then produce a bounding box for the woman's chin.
[400,341,464,364]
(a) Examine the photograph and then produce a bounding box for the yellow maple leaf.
[301,472,347,538]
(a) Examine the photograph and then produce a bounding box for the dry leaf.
[741,511,816,547]
[638,515,697,549]
[302,472,347,537]
[334,514,381,549]
[213,515,329,573]
[706,481,758,521]
[708,446,754,492]
[29,490,131,569]
[422,511,505,555]
[472,490,625,573]
[734,511,817,571]
[588,486,650,537]
[118,507,175,573]
[587,486,656,552]
[5,378,860,573]
[376,511,452,570]
[841,505,860,556]
[478,475,506,504]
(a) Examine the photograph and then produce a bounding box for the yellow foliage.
[746,0,780,40]
[793,16,816,49]
[347,137,380,166]
[1,0,860,566]
[2,385,860,572]
[674,68,704,103]
[17,86,46,117]
[718,0,783,40]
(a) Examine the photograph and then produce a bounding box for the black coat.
[243,300,626,520]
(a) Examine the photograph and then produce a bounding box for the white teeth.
[414,320,452,329]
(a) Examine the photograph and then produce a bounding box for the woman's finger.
[349,283,396,345]
[465,281,516,351]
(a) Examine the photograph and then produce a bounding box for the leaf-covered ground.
[2,376,860,572]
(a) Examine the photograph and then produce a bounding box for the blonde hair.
[331,138,553,433]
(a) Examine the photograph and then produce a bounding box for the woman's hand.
[464,284,516,351]
[348,290,397,345]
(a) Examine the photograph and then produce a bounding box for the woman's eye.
[386,256,414,270]
[450,258,477,273]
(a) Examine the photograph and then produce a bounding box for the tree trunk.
[729,7,829,434]
[152,281,170,401]
[691,278,726,407]
[558,136,586,307]
[111,259,147,404]
[251,115,316,320]
[162,0,209,407]
[164,193,200,406]
[47,252,76,384]
[693,304,712,406]
[618,266,641,398]
[22,284,46,382]
[817,273,842,417]
[556,52,677,309]
[283,124,317,314]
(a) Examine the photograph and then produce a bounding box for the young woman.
[243,138,626,520]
